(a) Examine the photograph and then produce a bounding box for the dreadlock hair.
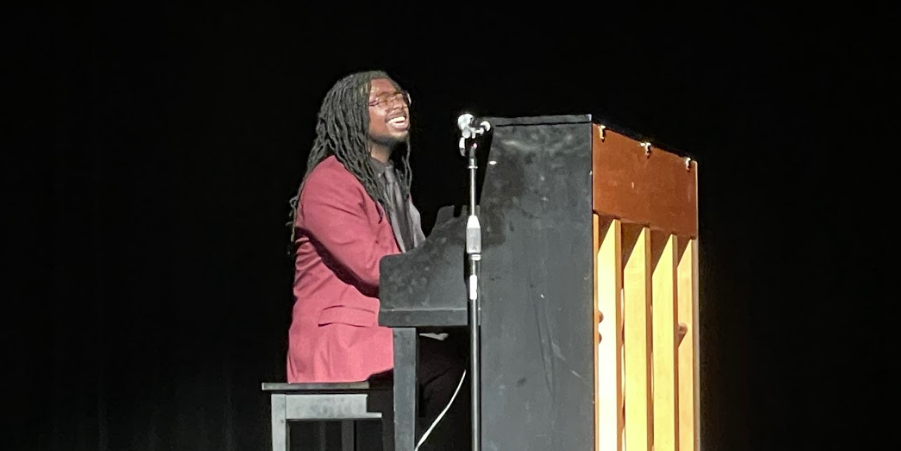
[287,70,413,248]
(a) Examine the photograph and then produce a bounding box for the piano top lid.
[482,113,698,163]
[484,114,593,127]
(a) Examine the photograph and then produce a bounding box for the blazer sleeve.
[299,174,391,288]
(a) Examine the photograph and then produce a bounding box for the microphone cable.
[414,370,467,451]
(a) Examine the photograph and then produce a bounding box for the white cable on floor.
[414,370,467,451]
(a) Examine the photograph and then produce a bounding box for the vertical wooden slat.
[624,226,652,451]
[594,215,599,451]
[596,217,624,451]
[677,238,699,451]
[594,215,600,451]
[653,234,679,451]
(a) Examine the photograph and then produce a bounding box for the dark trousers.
[371,333,471,451]
[416,333,471,451]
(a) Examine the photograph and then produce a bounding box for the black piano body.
[379,114,598,451]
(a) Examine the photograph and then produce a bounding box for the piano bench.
[262,381,394,451]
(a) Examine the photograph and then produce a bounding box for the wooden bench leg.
[342,420,356,451]
[381,399,394,451]
[270,394,288,451]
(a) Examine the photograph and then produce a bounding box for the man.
[287,70,469,450]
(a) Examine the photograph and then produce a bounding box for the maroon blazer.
[287,155,402,383]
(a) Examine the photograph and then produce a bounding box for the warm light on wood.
[677,238,699,451]
[591,122,700,451]
[623,225,652,451]
[652,233,679,451]
[595,216,624,451]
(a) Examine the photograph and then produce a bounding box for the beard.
[368,132,407,150]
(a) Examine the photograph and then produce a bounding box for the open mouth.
[388,116,409,130]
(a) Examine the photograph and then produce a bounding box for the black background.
[4,4,892,450]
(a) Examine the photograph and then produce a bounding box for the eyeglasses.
[368,91,411,111]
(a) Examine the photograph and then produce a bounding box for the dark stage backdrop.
[5,4,888,451]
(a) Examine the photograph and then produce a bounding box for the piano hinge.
[640,141,652,157]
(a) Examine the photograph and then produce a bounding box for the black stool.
[262,381,393,451]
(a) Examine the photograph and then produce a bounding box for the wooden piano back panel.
[594,217,700,451]
[591,124,699,238]
[592,119,701,451]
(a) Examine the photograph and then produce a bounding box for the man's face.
[367,78,410,147]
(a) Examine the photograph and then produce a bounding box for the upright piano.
[379,114,701,451]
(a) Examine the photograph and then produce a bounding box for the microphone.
[457,113,491,139]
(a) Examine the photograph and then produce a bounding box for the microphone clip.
[457,113,491,156]
[457,113,491,140]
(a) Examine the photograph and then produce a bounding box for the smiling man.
[286,70,469,449]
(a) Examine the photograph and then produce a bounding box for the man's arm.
[300,175,392,288]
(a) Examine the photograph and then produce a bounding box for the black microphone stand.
[459,119,488,451]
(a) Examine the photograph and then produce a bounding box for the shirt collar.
[369,156,394,178]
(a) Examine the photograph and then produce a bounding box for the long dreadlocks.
[287,70,413,247]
